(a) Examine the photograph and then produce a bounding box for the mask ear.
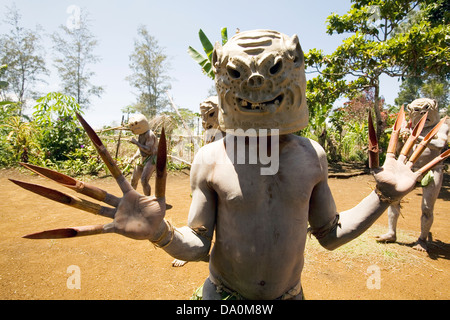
[212,41,223,74]
[287,34,304,67]
[432,99,438,109]
[407,103,413,113]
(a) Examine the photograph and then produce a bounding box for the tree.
[395,76,449,114]
[305,0,449,140]
[127,25,171,118]
[0,64,8,101]
[421,78,449,114]
[303,75,347,151]
[51,8,103,108]
[0,64,19,113]
[0,4,48,115]
[394,77,423,106]
[32,92,85,162]
[163,107,198,131]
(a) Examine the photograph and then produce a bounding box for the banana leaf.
[221,27,228,45]
[187,46,213,79]
[187,27,228,80]
[199,29,214,60]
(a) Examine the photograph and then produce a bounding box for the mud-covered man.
[376,98,449,251]
[20,30,448,300]
[137,30,440,299]
[128,114,158,196]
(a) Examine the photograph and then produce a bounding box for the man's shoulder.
[283,135,326,156]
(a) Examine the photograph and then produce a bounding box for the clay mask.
[128,114,150,135]
[407,98,440,128]
[200,96,220,130]
[212,29,308,135]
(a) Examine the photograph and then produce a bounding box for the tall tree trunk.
[373,80,383,141]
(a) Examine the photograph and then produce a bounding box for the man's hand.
[368,107,449,202]
[372,154,421,202]
[107,190,166,240]
[11,113,168,240]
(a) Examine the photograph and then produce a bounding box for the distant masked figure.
[128,114,158,196]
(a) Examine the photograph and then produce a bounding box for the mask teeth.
[239,95,283,111]
[252,102,261,110]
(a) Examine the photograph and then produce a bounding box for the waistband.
[208,274,303,300]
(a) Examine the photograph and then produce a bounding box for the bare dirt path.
[0,167,448,300]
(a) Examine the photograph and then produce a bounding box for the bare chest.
[210,148,322,221]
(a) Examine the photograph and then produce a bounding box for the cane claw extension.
[417,149,450,175]
[387,105,406,154]
[368,111,379,169]
[19,162,121,207]
[76,112,121,178]
[9,179,116,218]
[76,113,132,194]
[408,116,448,164]
[400,112,428,158]
[23,224,108,239]
[155,127,167,199]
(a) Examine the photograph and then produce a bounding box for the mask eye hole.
[227,66,241,79]
[270,60,282,75]
[209,111,215,118]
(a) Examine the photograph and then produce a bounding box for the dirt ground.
[0,166,448,300]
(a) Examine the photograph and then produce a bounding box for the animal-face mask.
[128,114,150,135]
[407,98,440,128]
[200,96,220,130]
[212,29,308,135]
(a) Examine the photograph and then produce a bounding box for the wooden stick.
[169,155,192,166]
[115,115,125,159]
[95,126,130,133]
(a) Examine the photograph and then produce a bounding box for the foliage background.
[1,1,449,173]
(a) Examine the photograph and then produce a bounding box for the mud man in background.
[128,114,158,196]
[376,98,449,252]
[200,96,225,144]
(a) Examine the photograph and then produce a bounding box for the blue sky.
[1,0,401,128]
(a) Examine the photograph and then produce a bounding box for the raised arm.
[130,131,158,155]
[12,114,214,262]
[308,110,449,250]
[306,141,393,250]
